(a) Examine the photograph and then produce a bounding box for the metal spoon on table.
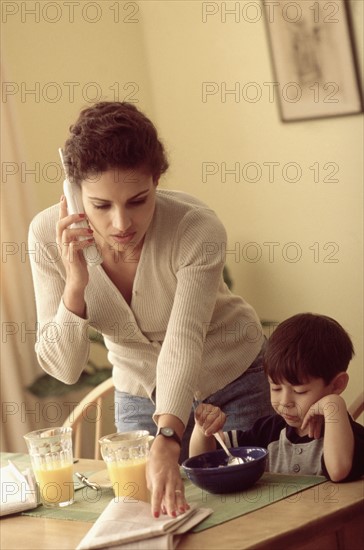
[75,472,99,490]
[213,432,245,466]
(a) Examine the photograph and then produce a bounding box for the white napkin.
[0,461,38,516]
[76,499,212,550]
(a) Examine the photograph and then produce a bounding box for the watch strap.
[156,427,182,447]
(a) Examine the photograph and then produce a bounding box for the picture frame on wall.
[263,0,364,121]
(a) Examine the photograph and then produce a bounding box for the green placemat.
[22,485,114,522]
[184,472,326,532]
[1,453,326,530]
[1,452,31,470]
[1,452,114,522]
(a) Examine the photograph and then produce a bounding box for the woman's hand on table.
[147,435,190,518]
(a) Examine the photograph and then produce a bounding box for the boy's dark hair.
[64,102,169,184]
[264,313,354,385]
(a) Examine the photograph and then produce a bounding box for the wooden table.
[1,458,363,550]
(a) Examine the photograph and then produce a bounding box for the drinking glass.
[24,427,74,508]
[99,431,151,502]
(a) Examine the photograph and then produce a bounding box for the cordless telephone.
[59,148,102,266]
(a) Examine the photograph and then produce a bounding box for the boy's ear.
[330,372,349,395]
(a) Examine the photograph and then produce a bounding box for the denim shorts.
[114,345,273,463]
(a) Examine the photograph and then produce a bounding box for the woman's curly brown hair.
[63,102,169,184]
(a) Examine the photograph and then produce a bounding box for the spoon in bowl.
[213,432,245,466]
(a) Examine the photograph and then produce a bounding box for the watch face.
[157,427,181,446]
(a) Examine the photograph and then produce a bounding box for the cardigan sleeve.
[28,208,90,384]
[153,207,227,426]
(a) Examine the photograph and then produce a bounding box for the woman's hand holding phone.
[56,195,92,318]
[57,148,102,317]
[58,148,102,269]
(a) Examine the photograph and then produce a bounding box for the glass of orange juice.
[99,431,152,503]
[23,427,74,508]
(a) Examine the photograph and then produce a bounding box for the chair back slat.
[62,377,114,459]
[348,391,364,422]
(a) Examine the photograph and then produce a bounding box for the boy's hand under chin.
[301,394,345,439]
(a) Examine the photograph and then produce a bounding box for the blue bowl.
[182,447,268,494]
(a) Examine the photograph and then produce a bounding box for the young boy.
[190,313,364,482]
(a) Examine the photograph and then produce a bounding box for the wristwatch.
[156,427,182,447]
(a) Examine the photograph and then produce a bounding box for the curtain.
[1,80,44,453]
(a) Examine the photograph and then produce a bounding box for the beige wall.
[2,0,363,433]
[2,0,154,211]
[138,0,364,411]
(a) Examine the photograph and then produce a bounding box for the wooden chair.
[63,377,114,459]
[348,390,364,422]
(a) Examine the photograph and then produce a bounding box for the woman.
[28,101,273,517]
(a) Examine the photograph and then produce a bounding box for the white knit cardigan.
[28,190,264,426]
